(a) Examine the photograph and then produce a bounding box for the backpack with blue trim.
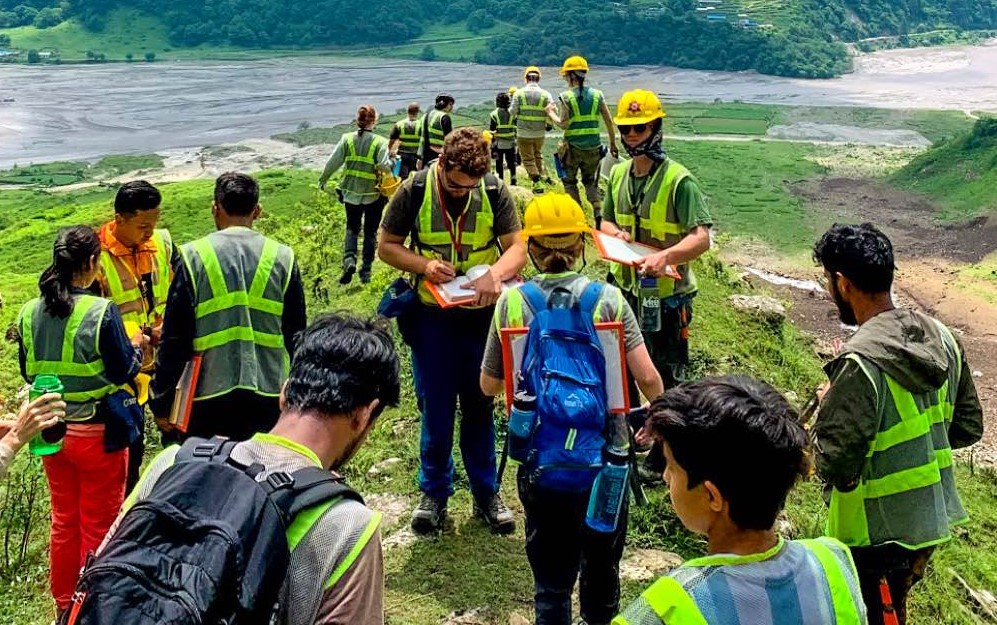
[518,281,609,492]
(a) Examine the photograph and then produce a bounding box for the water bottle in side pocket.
[508,389,537,463]
[586,446,630,533]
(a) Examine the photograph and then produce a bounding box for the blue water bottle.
[553,153,567,180]
[392,158,402,177]
[508,389,537,463]
[586,446,631,533]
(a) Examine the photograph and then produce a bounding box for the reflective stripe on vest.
[561,88,602,147]
[516,89,550,131]
[609,160,692,297]
[181,230,293,400]
[490,109,516,141]
[427,110,448,149]
[395,119,421,153]
[413,163,500,305]
[341,132,385,197]
[827,323,967,549]
[613,538,864,625]
[499,276,621,331]
[18,295,120,416]
[99,229,173,328]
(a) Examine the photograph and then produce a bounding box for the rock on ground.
[367,457,403,476]
[619,548,684,582]
[728,295,787,324]
[363,493,411,530]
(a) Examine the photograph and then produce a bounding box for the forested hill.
[1,0,996,78]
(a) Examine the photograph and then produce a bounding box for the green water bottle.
[28,374,66,456]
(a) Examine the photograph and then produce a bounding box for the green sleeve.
[603,171,617,225]
[814,358,880,491]
[674,177,713,231]
[950,334,984,449]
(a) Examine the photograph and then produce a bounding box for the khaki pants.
[518,137,546,180]
[563,144,603,217]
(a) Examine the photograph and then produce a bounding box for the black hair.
[284,313,401,421]
[39,226,101,319]
[496,92,511,109]
[813,223,895,294]
[435,93,455,109]
[646,375,810,531]
[114,180,162,215]
[214,172,260,216]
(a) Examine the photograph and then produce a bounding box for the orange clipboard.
[499,321,631,415]
[169,354,202,433]
[591,229,682,280]
[424,276,525,309]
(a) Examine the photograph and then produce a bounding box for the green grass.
[0,10,173,61]
[690,117,770,135]
[0,154,164,187]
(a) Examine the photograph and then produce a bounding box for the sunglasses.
[444,169,481,190]
[619,123,649,135]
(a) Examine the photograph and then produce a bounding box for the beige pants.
[517,137,546,180]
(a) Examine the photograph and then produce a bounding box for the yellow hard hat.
[560,55,589,75]
[482,129,494,144]
[614,89,666,125]
[508,86,518,95]
[377,174,402,198]
[523,66,541,80]
[522,193,590,242]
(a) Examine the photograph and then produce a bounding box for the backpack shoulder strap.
[483,173,501,209]
[269,466,364,520]
[410,168,430,209]
[174,436,239,464]
[579,282,604,319]
[519,281,547,316]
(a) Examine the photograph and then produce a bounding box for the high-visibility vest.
[613,537,866,625]
[18,294,122,420]
[499,273,623,331]
[411,163,500,305]
[99,229,173,329]
[490,109,516,142]
[608,159,696,298]
[395,118,422,154]
[827,321,968,550]
[515,88,550,133]
[561,87,604,149]
[180,227,294,401]
[340,132,387,199]
[426,109,449,151]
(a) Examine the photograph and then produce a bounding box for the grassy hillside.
[891,117,997,219]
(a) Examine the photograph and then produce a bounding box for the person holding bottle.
[16,225,147,618]
[480,194,663,625]
[599,90,713,484]
[0,393,66,480]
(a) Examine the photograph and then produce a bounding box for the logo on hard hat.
[629,101,642,113]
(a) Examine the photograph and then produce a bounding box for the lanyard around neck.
[434,167,473,261]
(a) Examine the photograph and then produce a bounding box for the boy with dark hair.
[489,91,517,186]
[813,223,983,624]
[152,172,307,441]
[615,376,868,625]
[95,179,180,490]
[102,313,401,625]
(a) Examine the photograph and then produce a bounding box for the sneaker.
[339,262,356,285]
[637,462,664,487]
[411,494,447,535]
[473,493,515,535]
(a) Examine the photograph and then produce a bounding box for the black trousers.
[398,152,418,180]
[517,468,628,625]
[344,197,387,271]
[494,147,517,184]
[851,544,935,625]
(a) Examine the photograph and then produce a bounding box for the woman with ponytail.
[16,225,148,618]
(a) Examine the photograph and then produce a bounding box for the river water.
[1,42,996,167]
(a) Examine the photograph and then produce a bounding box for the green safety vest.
[490,108,516,142]
[341,132,386,199]
[608,159,696,298]
[18,294,122,419]
[180,228,294,401]
[395,118,422,154]
[613,538,865,625]
[516,88,550,133]
[99,229,173,329]
[561,87,603,149]
[827,321,968,550]
[426,109,449,151]
[412,163,500,305]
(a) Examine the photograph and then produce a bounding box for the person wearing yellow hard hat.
[319,104,394,285]
[489,91,518,187]
[546,55,619,229]
[480,193,663,625]
[600,89,713,484]
[510,65,554,193]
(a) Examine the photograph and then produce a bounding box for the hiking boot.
[411,495,447,535]
[359,267,372,284]
[473,493,515,535]
[637,462,664,487]
[339,261,356,285]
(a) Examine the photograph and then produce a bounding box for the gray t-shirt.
[482,272,643,379]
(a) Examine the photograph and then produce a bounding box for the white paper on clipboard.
[500,322,630,414]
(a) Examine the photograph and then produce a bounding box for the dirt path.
[753,177,997,463]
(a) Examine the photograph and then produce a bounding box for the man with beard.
[106,314,400,624]
[813,223,983,625]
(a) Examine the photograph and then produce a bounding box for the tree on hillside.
[144,51,156,62]
[420,45,436,61]
[32,6,62,28]
[26,49,40,63]
[0,34,10,48]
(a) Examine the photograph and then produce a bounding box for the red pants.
[42,425,127,610]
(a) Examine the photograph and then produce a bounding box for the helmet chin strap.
[622,128,667,163]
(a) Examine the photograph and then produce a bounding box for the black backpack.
[62,436,362,625]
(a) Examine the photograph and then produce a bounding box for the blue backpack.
[518,281,609,492]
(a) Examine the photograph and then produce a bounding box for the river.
[1,42,996,168]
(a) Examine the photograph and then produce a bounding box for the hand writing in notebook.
[638,249,675,278]
[424,258,457,284]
